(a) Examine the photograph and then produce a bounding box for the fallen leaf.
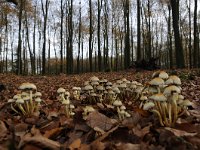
[115,143,140,150]
[18,133,61,150]
[165,127,197,137]
[0,121,7,141]
[86,111,117,131]
[68,138,81,150]
[43,127,63,139]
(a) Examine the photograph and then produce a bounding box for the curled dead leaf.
[0,121,7,141]
[165,127,197,137]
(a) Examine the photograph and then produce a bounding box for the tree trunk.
[170,0,185,68]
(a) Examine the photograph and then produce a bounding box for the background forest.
[0,0,199,75]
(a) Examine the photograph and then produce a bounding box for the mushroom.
[35,97,42,112]
[82,106,95,120]
[57,87,66,101]
[143,101,155,110]
[139,95,148,108]
[149,77,164,93]
[16,98,26,115]
[149,93,169,126]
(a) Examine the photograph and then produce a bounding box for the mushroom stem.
[11,103,19,114]
[151,109,164,126]
[168,103,172,126]
[17,104,26,116]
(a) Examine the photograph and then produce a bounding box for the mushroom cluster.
[81,76,143,105]
[142,71,193,127]
[8,83,42,117]
[57,87,75,118]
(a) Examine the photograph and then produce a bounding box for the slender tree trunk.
[170,0,185,68]
[41,0,50,75]
[89,0,93,72]
[193,0,198,68]
[60,0,64,73]
[137,0,141,61]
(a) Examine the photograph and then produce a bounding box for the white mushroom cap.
[57,88,66,94]
[62,99,70,105]
[149,93,167,102]
[116,80,123,84]
[165,78,174,85]
[13,94,21,100]
[85,85,93,91]
[113,100,122,107]
[16,98,24,104]
[140,96,148,101]
[21,92,29,97]
[90,76,99,82]
[96,85,104,91]
[178,95,184,100]
[72,87,78,90]
[91,81,99,86]
[19,83,37,90]
[120,105,126,110]
[163,85,181,95]
[152,71,160,78]
[159,71,169,79]
[130,84,137,89]
[169,75,181,85]
[34,92,42,97]
[70,112,75,116]
[143,102,155,110]
[108,90,115,95]
[148,87,158,93]
[84,106,95,113]
[149,77,164,86]
[35,97,42,103]
[131,81,139,85]
[118,83,127,88]
[23,96,30,101]
[100,79,108,83]
[112,87,120,93]
[90,93,97,96]
[125,112,131,117]
[8,99,15,103]
[122,78,127,82]
[76,87,81,91]
[106,82,112,86]
[69,104,75,109]
[65,91,70,96]
[180,99,193,107]
[106,86,112,90]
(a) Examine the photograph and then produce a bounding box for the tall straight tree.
[77,1,81,73]
[66,0,73,74]
[97,0,102,71]
[170,0,185,68]
[123,0,130,69]
[89,0,93,72]
[137,0,141,61]
[193,0,198,68]
[41,0,50,74]
[16,0,23,75]
[60,0,64,73]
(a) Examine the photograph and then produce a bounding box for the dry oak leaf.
[18,133,61,150]
[165,127,197,137]
[86,111,117,131]
[0,121,7,141]
[68,138,81,150]
[43,127,63,139]
[115,143,140,150]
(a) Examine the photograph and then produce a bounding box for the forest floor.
[0,69,200,150]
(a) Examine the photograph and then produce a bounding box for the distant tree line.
[0,0,199,75]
